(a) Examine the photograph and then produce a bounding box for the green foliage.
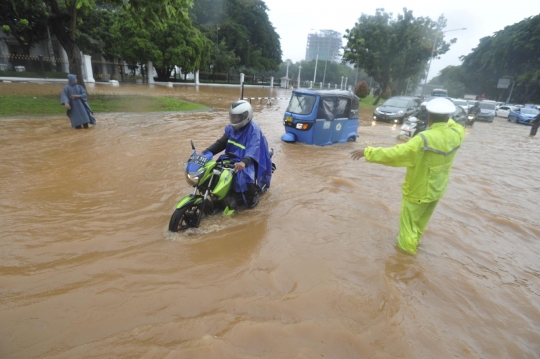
[429,66,466,98]
[457,14,540,102]
[354,81,369,98]
[190,0,282,72]
[0,1,48,54]
[97,11,212,80]
[343,8,455,104]
[7,0,195,88]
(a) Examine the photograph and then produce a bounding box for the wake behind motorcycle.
[168,141,274,232]
[399,116,427,138]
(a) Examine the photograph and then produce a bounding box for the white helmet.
[426,97,455,115]
[421,102,427,108]
[229,100,253,130]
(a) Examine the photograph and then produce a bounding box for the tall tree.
[461,14,540,102]
[190,0,282,72]
[343,8,455,105]
[0,1,48,55]
[98,12,212,81]
[12,0,193,89]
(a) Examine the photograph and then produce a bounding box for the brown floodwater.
[1,83,540,359]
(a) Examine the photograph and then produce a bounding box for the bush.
[354,81,369,98]
[381,87,392,99]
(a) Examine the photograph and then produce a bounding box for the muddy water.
[1,83,540,359]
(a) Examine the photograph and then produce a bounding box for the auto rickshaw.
[281,89,359,145]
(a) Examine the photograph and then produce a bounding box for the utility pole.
[322,51,335,86]
[313,46,319,83]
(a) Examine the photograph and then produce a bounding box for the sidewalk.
[0,77,277,89]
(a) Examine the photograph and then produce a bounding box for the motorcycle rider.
[467,101,481,126]
[203,100,273,208]
[416,102,429,124]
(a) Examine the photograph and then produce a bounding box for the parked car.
[508,107,540,125]
[495,105,518,118]
[476,101,496,122]
[372,96,422,124]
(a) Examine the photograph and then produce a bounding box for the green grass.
[359,94,378,110]
[0,94,207,117]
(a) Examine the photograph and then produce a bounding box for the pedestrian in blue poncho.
[60,74,96,129]
[203,100,273,208]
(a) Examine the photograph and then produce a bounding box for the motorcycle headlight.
[468,115,474,120]
[186,169,205,186]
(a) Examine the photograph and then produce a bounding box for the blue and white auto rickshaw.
[281,90,359,145]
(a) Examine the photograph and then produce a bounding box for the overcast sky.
[264,0,540,81]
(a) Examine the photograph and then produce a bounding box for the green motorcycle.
[168,141,274,232]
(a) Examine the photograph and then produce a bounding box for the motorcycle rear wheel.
[168,203,212,232]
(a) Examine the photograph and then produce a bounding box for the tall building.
[305,30,342,62]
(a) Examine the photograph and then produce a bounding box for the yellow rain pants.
[398,199,439,254]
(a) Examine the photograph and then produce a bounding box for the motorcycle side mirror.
[190,140,196,150]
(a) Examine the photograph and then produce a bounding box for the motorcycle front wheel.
[168,202,212,232]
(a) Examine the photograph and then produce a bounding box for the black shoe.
[247,193,259,208]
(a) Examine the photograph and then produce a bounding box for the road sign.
[497,78,510,89]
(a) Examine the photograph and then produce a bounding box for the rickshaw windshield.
[287,93,316,115]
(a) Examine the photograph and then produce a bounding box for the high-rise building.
[305,30,342,62]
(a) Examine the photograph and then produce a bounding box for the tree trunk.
[45,0,86,89]
[372,82,387,105]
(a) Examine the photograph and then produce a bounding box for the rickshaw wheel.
[347,136,356,142]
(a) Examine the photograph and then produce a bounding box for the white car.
[495,105,518,118]
[452,99,468,112]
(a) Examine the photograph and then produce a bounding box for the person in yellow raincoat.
[351,98,465,254]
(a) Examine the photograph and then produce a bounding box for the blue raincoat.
[60,74,96,128]
[219,121,273,193]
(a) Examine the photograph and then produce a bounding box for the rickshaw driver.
[350,97,465,254]
[203,100,273,208]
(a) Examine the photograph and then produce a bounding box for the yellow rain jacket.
[364,119,465,203]
[364,119,465,254]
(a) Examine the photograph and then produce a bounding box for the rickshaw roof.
[294,89,358,100]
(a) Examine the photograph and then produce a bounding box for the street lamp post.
[322,51,335,86]
[298,65,302,89]
[313,46,319,83]
[422,27,466,96]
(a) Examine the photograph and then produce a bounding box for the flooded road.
[1,83,540,358]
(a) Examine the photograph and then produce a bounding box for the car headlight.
[375,107,380,113]
[397,111,404,115]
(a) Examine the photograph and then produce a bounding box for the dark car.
[373,96,422,124]
[451,105,468,127]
